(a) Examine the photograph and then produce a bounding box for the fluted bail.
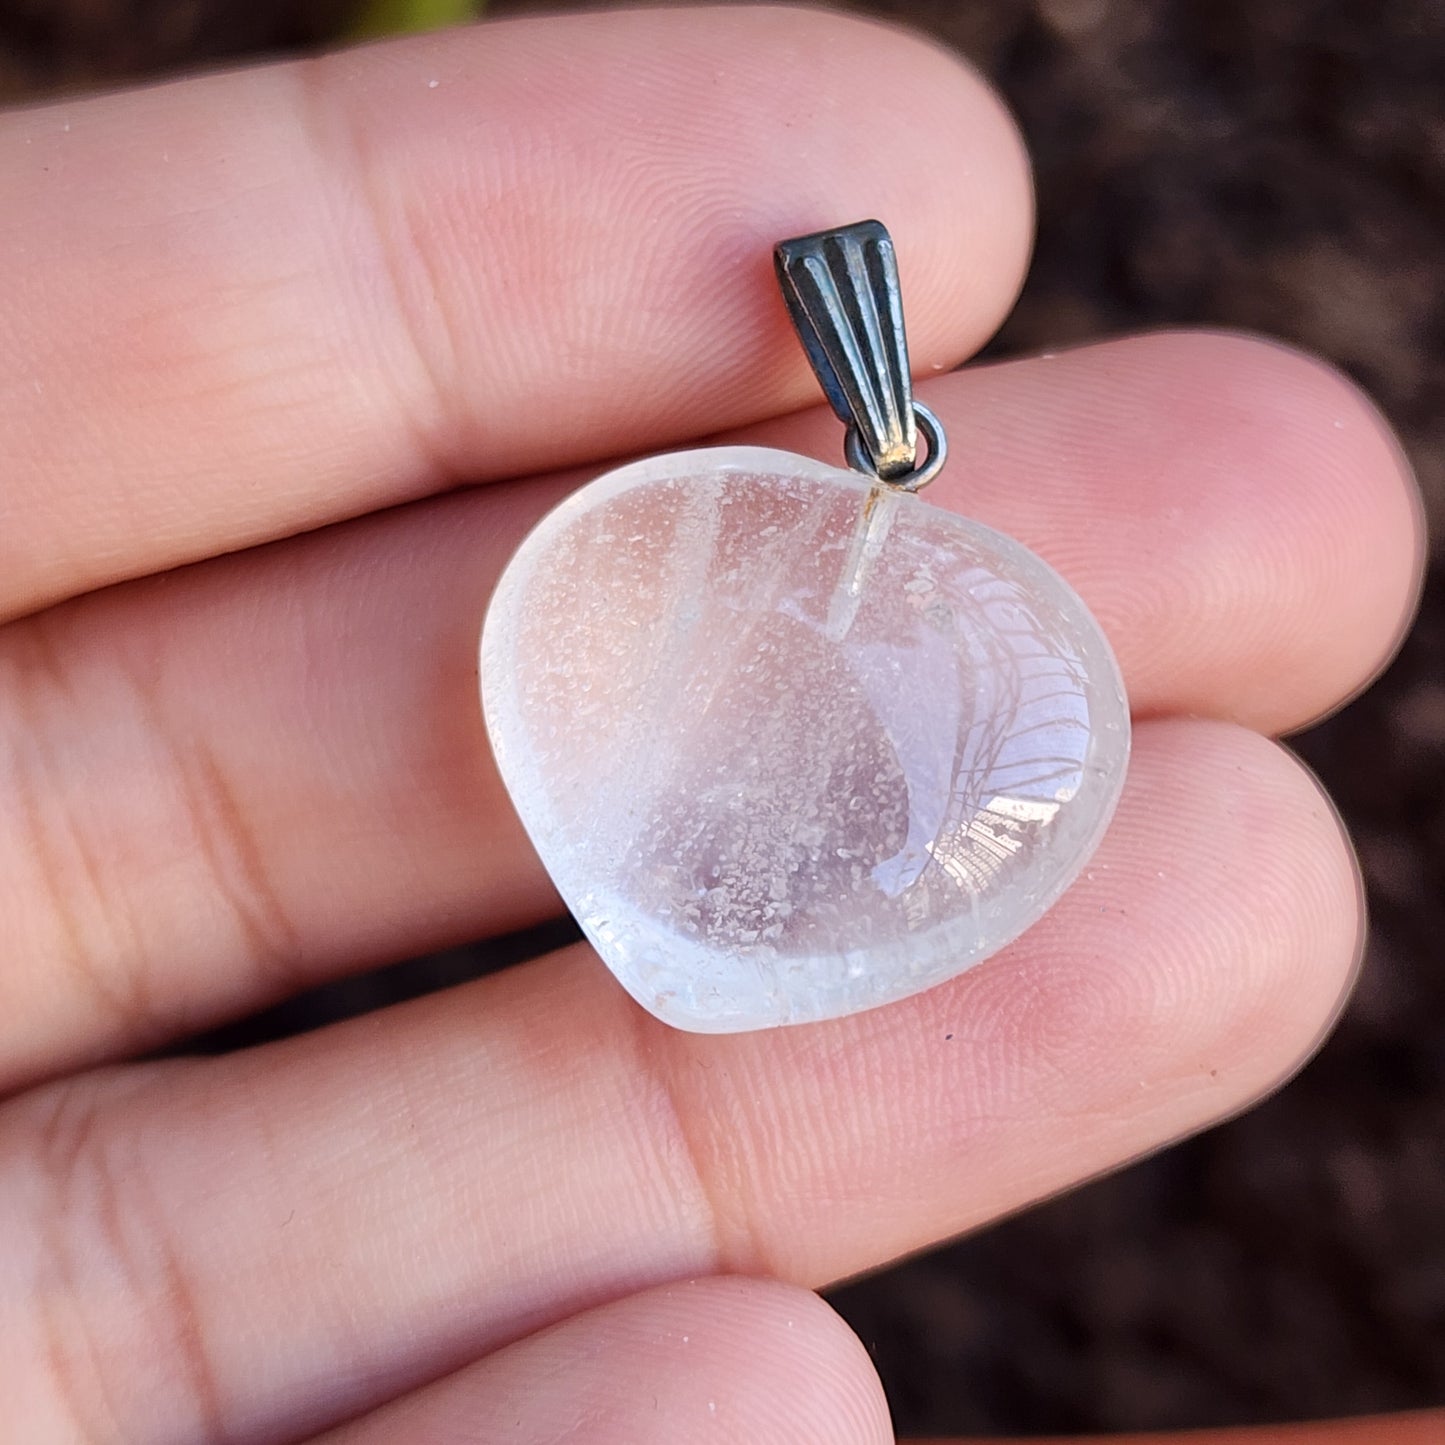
[774,220,919,482]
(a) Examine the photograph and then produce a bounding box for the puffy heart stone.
[482,446,1129,1033]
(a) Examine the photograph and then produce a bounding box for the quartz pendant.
[481,445,1129,1032]
[482,218,1129,1032]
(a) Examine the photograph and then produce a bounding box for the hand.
[0,7,1427,1443]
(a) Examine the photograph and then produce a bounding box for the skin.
[0,6,1434,1442]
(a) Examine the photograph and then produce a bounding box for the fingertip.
[1027,721,1365,1109]
[1210,730,1367,1101]
[797,6,1037,370]
[665,720,1370,1286]
[631,1276,894,1445]
[321,3,1038,444]
[1103,329,1422,733]
[1194,329,1426,732]
[919,328,1421,735]
[319,1275,894,1445]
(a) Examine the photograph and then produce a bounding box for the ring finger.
[3,716,1362,1445]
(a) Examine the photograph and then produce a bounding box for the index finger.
[0,6,1032,620]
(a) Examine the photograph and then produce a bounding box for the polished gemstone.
[482,447,1129,1033]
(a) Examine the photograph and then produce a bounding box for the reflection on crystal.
[482,447,1130,1033]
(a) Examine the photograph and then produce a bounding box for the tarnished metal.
[775,219,945,490]
[843,399,947,493]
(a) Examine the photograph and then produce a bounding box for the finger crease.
[3,621,160,1036]
[175,737,301,993]
[292,55,468,492]
[115,650,301,996]
[32,1089,129,1445]
[621,997,771,1281]
[28,1077,228,1443]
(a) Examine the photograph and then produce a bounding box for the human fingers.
[0,5,1029,621]
[0,332,1417,1088]
[738,329,1422,734]
[2,721,1360,1445]
[309,1277,890,1445]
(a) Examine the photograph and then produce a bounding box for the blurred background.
[3,0,1441,1437]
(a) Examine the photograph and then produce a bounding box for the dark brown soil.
[4,0,1442,1436]
[0,0,348,95]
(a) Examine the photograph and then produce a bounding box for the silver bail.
[774,219,945,490]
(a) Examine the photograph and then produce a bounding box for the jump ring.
[844,402,948,493]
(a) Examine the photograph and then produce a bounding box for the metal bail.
[775,219,924,484]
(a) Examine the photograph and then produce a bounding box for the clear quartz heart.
[482,446,1129,1033]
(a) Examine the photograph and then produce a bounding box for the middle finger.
[0,330,1418,1089]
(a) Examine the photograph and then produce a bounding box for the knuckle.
[19,1076,225,1443]
[0,611,300,1055]
[0,621,160,1040]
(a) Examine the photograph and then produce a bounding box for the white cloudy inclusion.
[482,447,1129,1033]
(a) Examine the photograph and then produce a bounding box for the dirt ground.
[4,0,1442,1436]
